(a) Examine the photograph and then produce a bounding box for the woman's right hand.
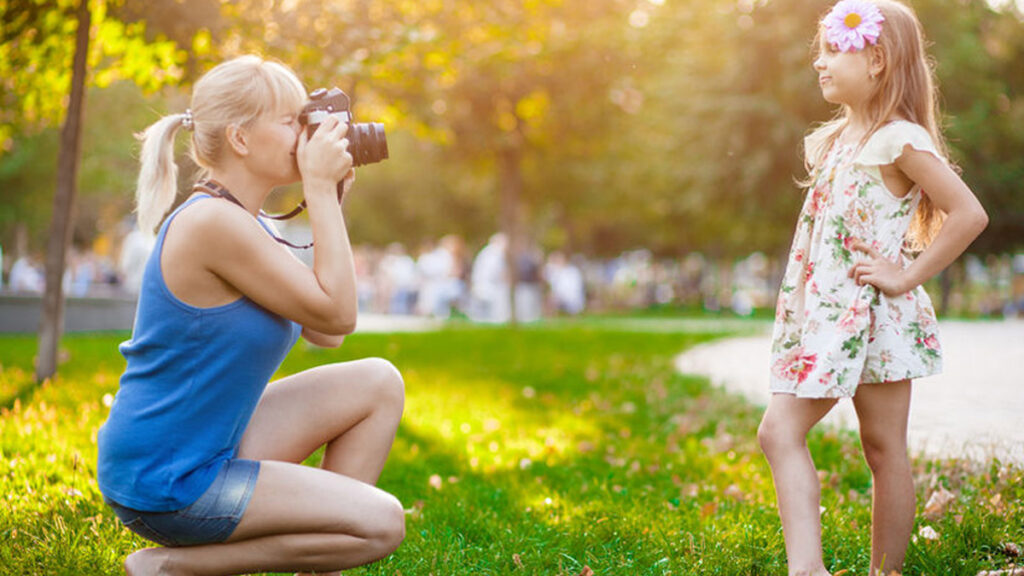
[296,114,354,193]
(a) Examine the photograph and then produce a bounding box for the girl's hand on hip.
[849,240,911,296]
[296,114,354,190]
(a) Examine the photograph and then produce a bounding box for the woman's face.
[813,38,875,108]
[243,104,304,186]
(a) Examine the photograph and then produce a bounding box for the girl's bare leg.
[758,393,837,576]
[125,358,406,576]
[852,379,914,576]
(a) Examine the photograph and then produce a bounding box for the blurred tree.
[611,0,1023,263]
[0,0,215,380]
[919,0,1024,255]
[2,0,1020,332]
[223,0,639,317]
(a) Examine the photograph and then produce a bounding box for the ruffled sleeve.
[854,121,945,167]
[803,123,841,168]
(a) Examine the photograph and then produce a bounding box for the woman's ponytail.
[135,113,189,235]
[133,56,307,235]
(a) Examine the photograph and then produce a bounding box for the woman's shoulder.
[166,194,269,256]
[856,120,944,167]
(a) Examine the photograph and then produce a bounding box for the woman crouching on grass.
[96,55,405,575]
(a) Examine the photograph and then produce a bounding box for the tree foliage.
[2,0,1022,262]
[0,0,215,252]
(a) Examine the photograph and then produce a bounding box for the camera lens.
[349,122,389,167]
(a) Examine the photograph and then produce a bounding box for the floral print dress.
[770,120,943,398]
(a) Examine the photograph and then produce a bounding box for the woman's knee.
[324,358,404,411]
[364,357,405,409]
[366,494,405,559]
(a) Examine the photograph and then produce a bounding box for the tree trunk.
[499,144,522,325]
[36,0,90,382]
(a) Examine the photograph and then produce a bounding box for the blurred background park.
[2,1,1024,575]
[2,0,1024,330]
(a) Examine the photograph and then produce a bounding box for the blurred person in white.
[469,232,510,322]
[378,242,418,314]
[9,253,44,293]
[544,251,585,315]
[119,219,156,296]
[416,235,466,318]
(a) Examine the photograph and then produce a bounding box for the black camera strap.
[193,179,314,250]
[261,201,307,221]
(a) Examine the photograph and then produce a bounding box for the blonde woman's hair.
[805,0,947,250]
[134,55,306,234]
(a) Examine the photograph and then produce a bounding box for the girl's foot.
[790,568,831,576]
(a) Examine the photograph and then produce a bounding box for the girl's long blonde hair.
[134,55,306,234]
[806,0,947,250]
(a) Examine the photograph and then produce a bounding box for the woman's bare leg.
[124,358,406,576]
[758,393,837,576]
[238,357,405,483]
[125,461,405,576]
[852,380,914,576]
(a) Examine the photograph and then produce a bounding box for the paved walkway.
[355,313,444,333]
[675,319,1024,464]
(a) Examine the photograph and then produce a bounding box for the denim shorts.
[106,459,260,547]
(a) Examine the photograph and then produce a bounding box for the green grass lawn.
[1,322,1021,575]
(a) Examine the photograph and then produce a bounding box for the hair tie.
[181,109,195,132]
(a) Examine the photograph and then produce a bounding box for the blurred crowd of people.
[0,220,153,299]
[3,224,1024,321]
[353,232,586,322]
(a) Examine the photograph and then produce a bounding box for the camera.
[299,87,389,167]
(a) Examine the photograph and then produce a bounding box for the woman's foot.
[125,548,178,576]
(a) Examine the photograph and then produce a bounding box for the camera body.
[299,87,389,167]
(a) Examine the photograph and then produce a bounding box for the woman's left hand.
[849,240,911,296]
[339,168,356,202]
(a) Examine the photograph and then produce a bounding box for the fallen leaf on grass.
[512,553,524,568]
[917,525,939,541]
[923,486,956,521]
[976,568,1024,576]
[576,567,594,576]
[404,500,425,519]
[989,493,1005,514]
[723,484,746,502]
[700,501,718,519]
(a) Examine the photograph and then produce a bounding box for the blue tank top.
[97,195,301,511]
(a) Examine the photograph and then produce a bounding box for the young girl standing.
[758,1,988,575]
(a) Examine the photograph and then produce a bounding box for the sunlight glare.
[629,8,651,28]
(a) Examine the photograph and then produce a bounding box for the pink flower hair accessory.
[823,0,885,53]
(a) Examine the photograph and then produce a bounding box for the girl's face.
[242,105,303,186]
[813,38,876,109]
